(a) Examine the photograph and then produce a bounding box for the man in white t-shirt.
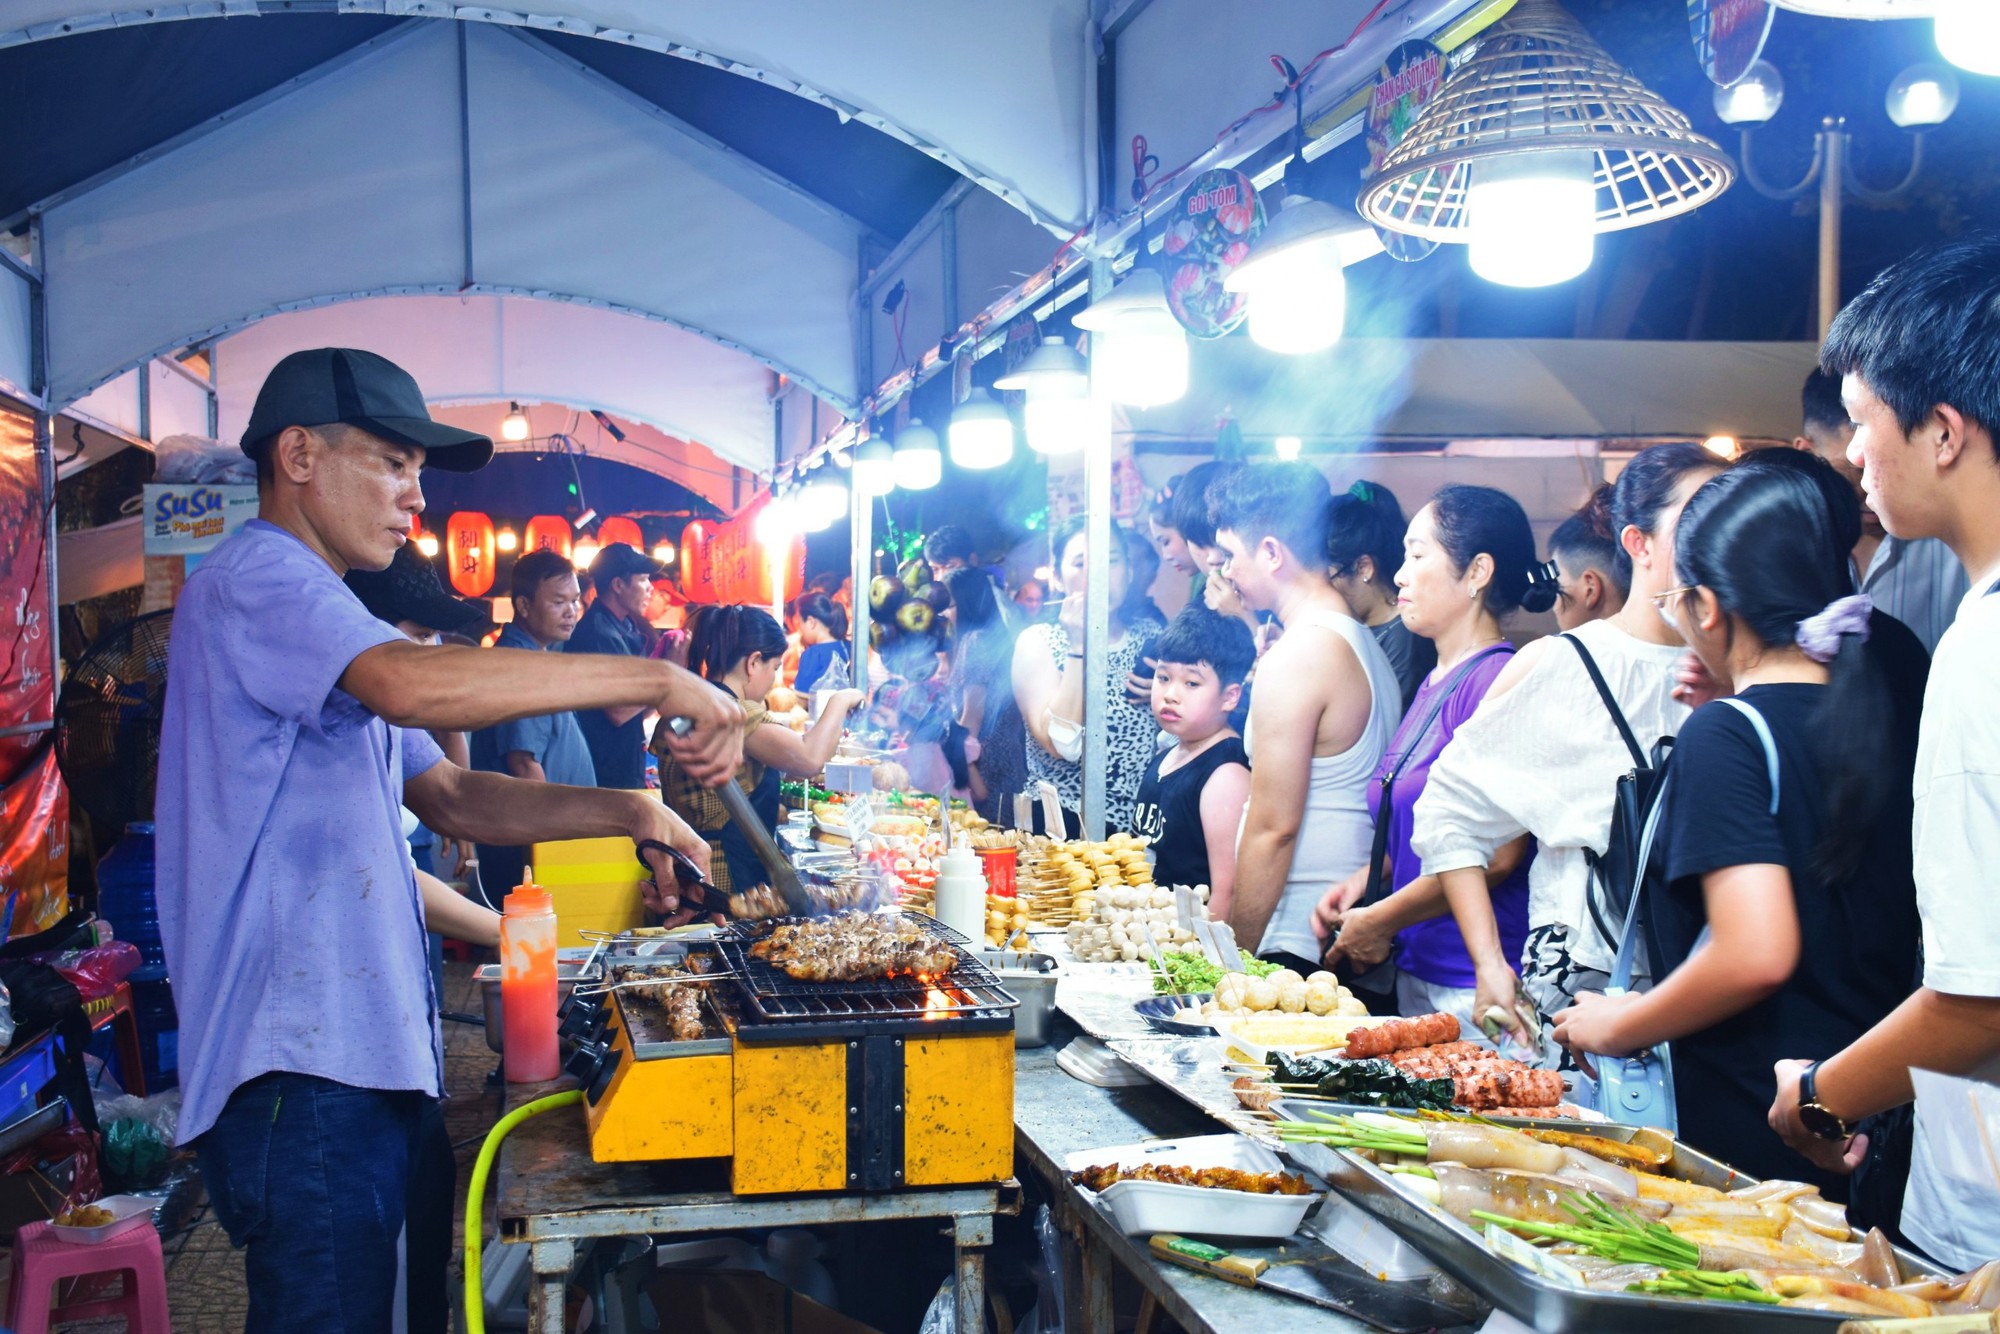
[1768,237,2000,1271]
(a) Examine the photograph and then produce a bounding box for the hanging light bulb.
[1886,62,1959,127]
[1936,1,2000,77]
[1468,151,1597,288]
[495,526,519,553]
[501,402,531,443]
[652,540,676,566]
[892,420,942,491]
[995,338,1101,454]
[852,436,895,497]
[1274,436,1303,460]
[570,536,600,571]
[1713,59,1785,125]
[796,468,848,532]
[1224,195,1379,356]
[414,532,441,558]
[1073,269,1189,408]
[754,493,796,547]
[948,388,1015,469]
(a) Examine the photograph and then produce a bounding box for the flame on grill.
[923,987,953,1019]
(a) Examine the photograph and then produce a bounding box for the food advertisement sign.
[1688,0,1775,87]
[1366,38,1449,263]
[141,483,257,555]
[1164,169,1264,339]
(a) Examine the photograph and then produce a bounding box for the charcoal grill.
[569,911,1020,1193]
[716,911,1018,1032]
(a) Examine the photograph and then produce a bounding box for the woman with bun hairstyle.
[1553,464,1921,1190]
[1328,480,1438,713]
[1410,443,1725,1057]
[1547,486,1629,631]
[1314,486,1546,1032]
[656,606,863,903]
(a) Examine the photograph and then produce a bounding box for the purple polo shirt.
[156,519,446,1143]
[1372,649,1533,989]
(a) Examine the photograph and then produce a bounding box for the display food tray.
[1064,1134,1319,1241]
[1286,1122,1937,1334]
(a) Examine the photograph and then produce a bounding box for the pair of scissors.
[634,839,728,918]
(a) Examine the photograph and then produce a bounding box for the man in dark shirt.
[471,549,598,894]
[568,542,664,788]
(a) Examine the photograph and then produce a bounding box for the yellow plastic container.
[528,837,647,944]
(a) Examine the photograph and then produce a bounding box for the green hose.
[464,1090,584,1334]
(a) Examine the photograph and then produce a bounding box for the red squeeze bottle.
[500,870,561,1083]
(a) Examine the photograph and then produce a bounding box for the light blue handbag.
[1594,697,1782,1132]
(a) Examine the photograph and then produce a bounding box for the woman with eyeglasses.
[1552,463,1922,1193]
[1410,443,1724,1060]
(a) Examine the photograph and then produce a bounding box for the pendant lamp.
[1359,0,1733,288]
[892,420,942,491]
[948,388,1015,470]
[1073,269,1189,408]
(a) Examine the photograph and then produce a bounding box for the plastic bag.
[152,433,255,485]
[917,1275,958,1334]
[36,941,141,1003]
[1015,1204,1066,1334]
[0,978,13,1053]
[93,1089,181,1192]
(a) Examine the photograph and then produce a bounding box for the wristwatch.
[1797,1062,1853,1142]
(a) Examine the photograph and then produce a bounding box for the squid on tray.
[1276,1112,1992,1316]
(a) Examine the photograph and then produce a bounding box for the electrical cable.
[464,1089,583,1334]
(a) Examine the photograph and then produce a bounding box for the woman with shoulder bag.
[1553,463,1923,1192]
[1410,444,1725,1061]
[1314,486,1541,1033]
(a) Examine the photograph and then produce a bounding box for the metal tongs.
[662,716,818,917]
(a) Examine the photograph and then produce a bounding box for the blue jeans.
[195,1073,453,1333]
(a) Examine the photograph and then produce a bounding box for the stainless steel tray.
[1284,1123,1938,1333]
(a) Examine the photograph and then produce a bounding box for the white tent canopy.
[39,20,867,414]
[3,0,1094,234]
[212,294,780,475]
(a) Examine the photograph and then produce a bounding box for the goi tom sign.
[142,483,258,555]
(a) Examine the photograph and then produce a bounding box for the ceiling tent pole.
[1081,255,1113,839]
[458,22,475,292]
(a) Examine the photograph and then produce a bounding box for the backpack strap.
[1562,633,1647,769]
[1716,697,1781,817]
[1608,763,1670,993]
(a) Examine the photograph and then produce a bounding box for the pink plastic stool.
[4,1217,170,1334]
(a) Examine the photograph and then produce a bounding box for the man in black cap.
[155,347,742,1334]
[567,541,666,788]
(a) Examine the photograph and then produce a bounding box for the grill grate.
[717,911,1017,1023]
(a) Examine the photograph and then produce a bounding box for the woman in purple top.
[1314,486,1553,1034]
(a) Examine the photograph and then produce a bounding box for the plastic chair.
[4,1217,170,1334]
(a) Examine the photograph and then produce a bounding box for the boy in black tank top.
[1129,608,1256,915]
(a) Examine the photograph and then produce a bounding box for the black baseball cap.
[345,545,492,635]
[241,348,494,472]
[589,542,664,587]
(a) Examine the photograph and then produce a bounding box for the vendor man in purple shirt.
[155,348,742,1334]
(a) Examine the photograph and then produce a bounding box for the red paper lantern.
[523,515,572,560]
[679,521,715,601]
[446,511,497,597]
[597,516,643,552]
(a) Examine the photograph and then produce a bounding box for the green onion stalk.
[1628,1271,1781,1304]
[1472,1194,1700,1270]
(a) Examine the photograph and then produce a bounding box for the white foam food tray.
[1064,1133,1319,1240]
[50,1194,155,1245]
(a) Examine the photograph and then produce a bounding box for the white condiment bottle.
[933,845,989,943]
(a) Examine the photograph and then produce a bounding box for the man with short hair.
[470,549,597,894]
[1796,367,1967,652]
[1767,239,2000,1272]
[924,524,976,575]
[157,347,741,1333]
[1209,461,1402,973]
[569,542,664,788]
